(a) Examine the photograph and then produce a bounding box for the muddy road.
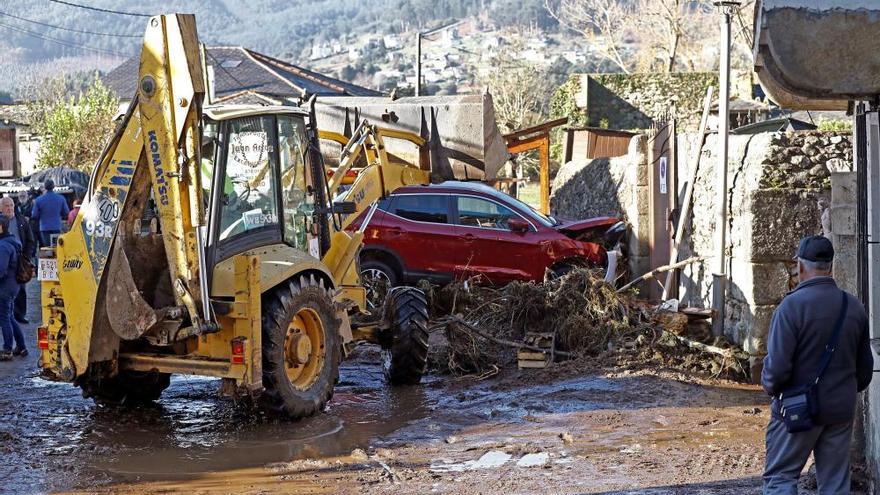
[2,282,790,494]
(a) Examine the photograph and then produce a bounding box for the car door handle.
[461,233,475,242]
[388,227,403,236]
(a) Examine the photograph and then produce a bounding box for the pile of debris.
[420,269,749,381]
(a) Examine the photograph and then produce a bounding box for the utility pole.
[711,1,740,337]
[415,32,422,97]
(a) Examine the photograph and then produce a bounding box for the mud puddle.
[3,282,789,495]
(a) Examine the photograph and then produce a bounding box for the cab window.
[277,115,313,249]
[218,116,280,241]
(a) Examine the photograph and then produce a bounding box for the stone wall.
[550,72,753,132]
[550,135,651,282]
[677,131,852,364]
[550,129,853,362]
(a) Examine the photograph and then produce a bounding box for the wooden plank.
[503,117,568,142]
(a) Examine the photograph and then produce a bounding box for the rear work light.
[231,338,246,364]
[37,327,49,350]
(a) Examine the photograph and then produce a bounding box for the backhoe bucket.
[754,0,880,109]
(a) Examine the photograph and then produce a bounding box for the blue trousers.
[0,286,25,352]
[764,416,852,494]
[39,229,60,248]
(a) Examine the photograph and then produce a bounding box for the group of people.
[0,179,74,361]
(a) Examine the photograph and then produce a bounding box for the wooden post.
[539,135,550,215]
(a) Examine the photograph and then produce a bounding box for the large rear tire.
[261,274,341,419]
[383,287,429,385]
[80,370,171,405]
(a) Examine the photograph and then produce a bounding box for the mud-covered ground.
[0,282,824,494]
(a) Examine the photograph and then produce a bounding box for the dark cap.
[796,235,834,262]
[44,179,54,190]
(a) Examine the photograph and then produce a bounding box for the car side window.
[393,195,448,224]
[457,196,521,231]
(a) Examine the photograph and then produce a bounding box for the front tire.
[261,275,341,419]
[360,260,398,311]
[383,287,429,385]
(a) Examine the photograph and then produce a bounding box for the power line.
[0,20,130,57]
[0,9,140,37]
[45,0,150,17]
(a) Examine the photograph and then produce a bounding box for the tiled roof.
[103,46,381,101]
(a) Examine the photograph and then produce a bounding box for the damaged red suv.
[351,181,625,302]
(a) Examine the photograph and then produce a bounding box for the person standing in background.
[31,179,69,247]
[0,197,34,324]
[67,198,81,227]
[0,215,26,360]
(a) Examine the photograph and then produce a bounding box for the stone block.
[830,205,856,236]
[833,235,858,293]
[747,189,824,261]
[729,260,790,306]
[831,172,857,204]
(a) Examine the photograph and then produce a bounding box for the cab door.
[207,114,284,264]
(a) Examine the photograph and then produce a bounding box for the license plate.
[38,258,58,281]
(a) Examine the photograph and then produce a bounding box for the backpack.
[14,246,34,284]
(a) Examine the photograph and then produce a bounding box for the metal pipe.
[711,1,738,337]
[196,225,213,323]
[415,32,422,97]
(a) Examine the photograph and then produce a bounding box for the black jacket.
[762,277,873,424]
[11,211,35,257]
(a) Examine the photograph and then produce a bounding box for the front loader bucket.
[754,0,880,110]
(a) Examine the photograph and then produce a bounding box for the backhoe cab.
[37,14,430,418]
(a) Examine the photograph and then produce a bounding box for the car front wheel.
[360,260,398,310]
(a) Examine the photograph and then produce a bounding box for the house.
[0,105,40,179]
[103,46,382,107]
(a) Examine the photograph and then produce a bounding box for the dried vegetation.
[420,269,749,381]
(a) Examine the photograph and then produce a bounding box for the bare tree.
[545,0,716,73]
[545,0,636,74]
[635,0,713,73]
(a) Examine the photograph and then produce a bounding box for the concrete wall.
[551,129,852,365]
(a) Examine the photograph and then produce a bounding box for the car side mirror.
[509,218,529,233]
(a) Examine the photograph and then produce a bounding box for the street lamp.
[711,0,740,337]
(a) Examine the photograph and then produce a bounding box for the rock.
[445,435,459,444]
[517,452,550,468]
[559,432,574,445]
[790,155,807,166]
[830,135,844,145]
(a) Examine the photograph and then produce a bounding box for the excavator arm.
[319,122,431,313]
[41,14,211,380]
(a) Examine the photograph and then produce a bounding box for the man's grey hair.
[799,258,832,273]
[0,197,13,205]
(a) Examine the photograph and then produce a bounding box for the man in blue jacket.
[763,235,873,494]
[31,179,69,247]
[0,215,25,361]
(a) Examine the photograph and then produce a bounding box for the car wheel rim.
[361,268,391,310]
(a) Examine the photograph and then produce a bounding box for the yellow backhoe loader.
[37,13,434,418]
